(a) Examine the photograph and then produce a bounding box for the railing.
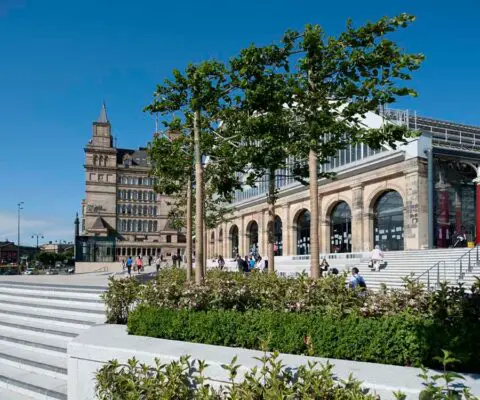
[453,246,479,283]
[416,261,446,291]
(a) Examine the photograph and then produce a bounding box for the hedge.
[127,306,480,372]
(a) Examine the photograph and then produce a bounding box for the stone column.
[405,162,428,250]
[351,185,364,252]
[435,181,450,248]
[283,204,290,255]
[240,216,246,256]
[475,178,480,245]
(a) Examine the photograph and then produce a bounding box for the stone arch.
[210,231,216,259]
[293,208,311,255]
[229,224,239,258]
[366,184,407,215]
[246,220,259,255]
[327,201,352,253]
[273,216,283,256]
[371,189,405,251]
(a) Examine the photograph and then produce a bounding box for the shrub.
[128,306,480,372]
[95,352,378,399]
[95,352,476,399]
[103,268,440,324]
[101,277,141,324]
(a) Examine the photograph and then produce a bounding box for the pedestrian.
[249,256,256,270]
[348,267,366,291]
[154,255,161,273]
[257,256,266,271]
[136,255,143,274]
[148,255,152,266]
[126,256,133,276]
[369,245,384,272]
[120,256,125,271]
[218,255,225,270]
[320,257,330,275]
[236,255,243,272]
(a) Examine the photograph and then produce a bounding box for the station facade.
[207,110,480,259]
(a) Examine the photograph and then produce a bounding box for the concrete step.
[0,345,67,379]
[0,281,105,293]
[0,307,100,329]
[0,386,37,399]
[0,292,104,310]
[0,326,70,356]
[0,362,67,399]
[0,284,104,300]
[0,314,84,338]
[0,299,105,322]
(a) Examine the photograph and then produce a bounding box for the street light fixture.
[31,233,44,251]
[17,202,24,274]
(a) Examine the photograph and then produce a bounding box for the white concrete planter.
[67,324,480,400]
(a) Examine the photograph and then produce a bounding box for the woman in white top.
[370,245,384,272]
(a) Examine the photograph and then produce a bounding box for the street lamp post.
[31,233,44,251]
[17,202,24,274]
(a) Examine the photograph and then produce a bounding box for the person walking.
[370,245,384,272]
[154,255,161,273]
[218,255,225,270]
[348,267,366,291]
[136,255,143,274]
[126,256,133,276]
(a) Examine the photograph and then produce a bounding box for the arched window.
[127,205,132,215]
[127,220,132,232]
[274,216,283,256]
[122,205,126,214]
[153,207,157,216]
[246,221,259,255]
[143,192,148,201]
[143,205,148,216]
[148,221,153,232]
[117,191,121,199]
[330,202,352,253]
[153,221,158,232]
[148,206,153,216]
[123,176,128,184]
[122,220,127,231]
[128,190,132,200]
[229,225,239,258]
[296,210,311,255]
[374,190,404,251]
[219,228,223,242]
[129,177,133,185]
[133,205,137,216]
[122,190,126,200]
[144,220,148,232]
[133,220,138,232]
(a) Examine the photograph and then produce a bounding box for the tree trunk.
[194,109,204,284]
[186,175,193,281]
[309,149,320,279]
[203,219,207,277]
[267,168,276,273]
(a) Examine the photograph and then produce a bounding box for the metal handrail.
[453,246,479,283]
[416,260,446,291]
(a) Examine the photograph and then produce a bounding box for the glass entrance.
[296,210,311,255]
[374,191,404,251]
[230,225,239,258]
[330,201,352,253]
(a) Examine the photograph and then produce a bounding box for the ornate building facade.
[77,104,185,262]
[207,110,480,260]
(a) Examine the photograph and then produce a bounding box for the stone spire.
[97,102,109,123]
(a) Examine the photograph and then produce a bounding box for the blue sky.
[0,0,479,245]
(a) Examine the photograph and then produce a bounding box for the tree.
[145,61,238,283]
[284,14,424,278]
[148,128,194,280]
[218,43,296,272]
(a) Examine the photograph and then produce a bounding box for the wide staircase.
[355,247,480,291]
[0,281,105,399]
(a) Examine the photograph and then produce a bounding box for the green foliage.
[95,352,377,399]
[127,306,437,368]
[101,277,141,324]
[418,350,477,400]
